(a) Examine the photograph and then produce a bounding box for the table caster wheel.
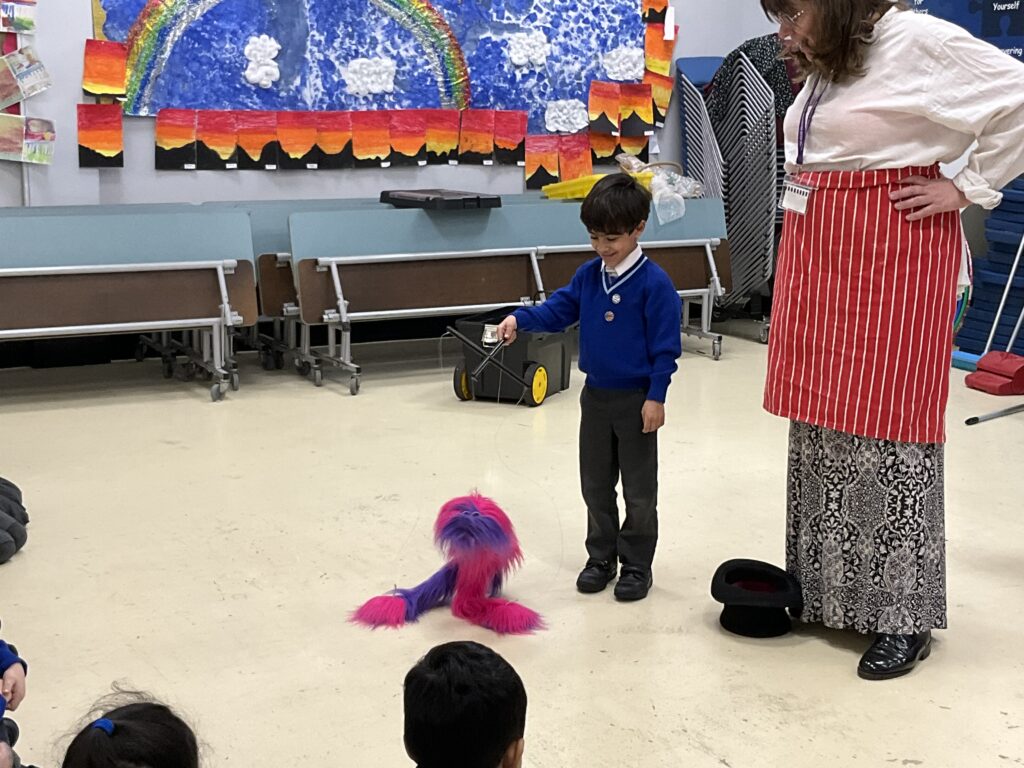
[274,350,285,369]
[210,384,224,402]
[759,326,770,344]
[162,359,174,379]
[313,368,324,387]
[260,351,275,371]
[349,376,361,396]
[295,360,312,377]
[230,371,241,391]
[712,339,722,361]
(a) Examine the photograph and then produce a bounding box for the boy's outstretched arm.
[503,269,585,343]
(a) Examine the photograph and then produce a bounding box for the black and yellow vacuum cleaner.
[447,309,572,407]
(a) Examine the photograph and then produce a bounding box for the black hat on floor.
[710,559,803,638]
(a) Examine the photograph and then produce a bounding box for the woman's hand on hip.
[890,176,969,221]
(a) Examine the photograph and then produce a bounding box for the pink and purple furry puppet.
[352,493,543,635]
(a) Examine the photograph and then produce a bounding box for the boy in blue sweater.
[496,174,682,601]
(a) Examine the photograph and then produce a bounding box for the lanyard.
[796,75,828,167]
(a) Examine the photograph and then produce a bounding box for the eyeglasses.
[774,8,806,26]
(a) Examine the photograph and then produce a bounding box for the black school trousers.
[579,385,659,571]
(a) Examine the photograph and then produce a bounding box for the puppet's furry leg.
[352,564,458,628]
[451,561,543,635]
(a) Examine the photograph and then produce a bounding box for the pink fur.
[354,493,543,635]
[351,595,407,628]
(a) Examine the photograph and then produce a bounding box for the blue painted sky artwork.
[98,0,645,129]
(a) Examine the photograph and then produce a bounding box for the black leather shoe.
[576,559,616,593]
[613,566,653,601]
[857,631,932,680]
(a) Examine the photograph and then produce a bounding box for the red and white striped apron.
[764,166,961,444]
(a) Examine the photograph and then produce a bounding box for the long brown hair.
[760,0,909,81]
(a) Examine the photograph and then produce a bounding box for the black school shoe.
[576,559,617,593]
[613,566,653,601]
[857,631,932,680]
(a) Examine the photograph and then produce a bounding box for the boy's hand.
[2,664,25,711]
[496,315,518,346]
[642,400,665,433]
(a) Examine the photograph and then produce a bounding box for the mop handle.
[965,402,1024,426]
[1007,287,1024,351]
[984,229,1024,355]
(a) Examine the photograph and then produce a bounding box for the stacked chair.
[956,178,1024,360]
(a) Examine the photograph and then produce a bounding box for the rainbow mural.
[97,0,645,130]
[124,0,224,115]
[368,0,470,111]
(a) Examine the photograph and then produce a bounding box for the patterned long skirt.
[786,421,947,635]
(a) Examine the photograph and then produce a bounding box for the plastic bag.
[614,156,703,225]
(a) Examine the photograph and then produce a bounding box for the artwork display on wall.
[77,102,123,167]
[643,69,673,127]
[558,132,592,182]
[0,45,50,110]
[315,111,352,169]
[350,110,391,168]
[424,108,459,165]
[457,108,494,165]
[493,110,526,166]
[276,110,318,169]
[525,134,558,190]
[589,131,618,165]
[389,110,427,166]
[154,107,197,170]
[0,0,36,35]
[196,109,237,170]
[83,38,127,97]
[92,0,645,132]
[84,2,676,180]
[644,23,677,77]
[235,109,278,169]
[619,83,654,137]
[0,111,53,163]
[588,81,620,135]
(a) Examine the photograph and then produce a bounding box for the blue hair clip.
[91,718,115,736]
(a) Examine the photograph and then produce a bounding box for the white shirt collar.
[603,244,643,279]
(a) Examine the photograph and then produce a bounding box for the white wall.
[1,1,777,207]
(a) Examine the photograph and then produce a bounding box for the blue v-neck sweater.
[513,254,682,402]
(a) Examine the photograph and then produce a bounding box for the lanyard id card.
[780,177,814,215]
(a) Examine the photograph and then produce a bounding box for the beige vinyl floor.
[0,328,1021,768]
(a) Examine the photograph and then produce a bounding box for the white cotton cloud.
[343,58,397,96]
[544,99,589,133]
[244,34,281,89]
[507,30,550,69]
[602,46,645,81]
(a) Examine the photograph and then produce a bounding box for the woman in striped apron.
[761,0,1024,679]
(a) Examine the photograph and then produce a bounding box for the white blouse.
[784,6,1024,208]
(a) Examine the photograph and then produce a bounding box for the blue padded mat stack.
[956,177,1024,356]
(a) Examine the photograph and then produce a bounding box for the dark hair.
[760,0,908,81]
[62,701,199,768]
[580,173,651,235]
[404,641,527,768]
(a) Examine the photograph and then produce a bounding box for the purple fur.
[437,513,512,560]
[395,563,458,621]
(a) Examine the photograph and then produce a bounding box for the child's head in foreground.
[62,694,198,768]
[404,641,527,768]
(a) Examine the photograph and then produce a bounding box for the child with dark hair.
[404,641,527,768]
[62,698,198,768]
[496,173,683,601]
